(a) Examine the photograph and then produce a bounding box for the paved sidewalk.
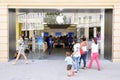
[0,59,120,80]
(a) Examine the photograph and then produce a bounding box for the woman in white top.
[13,36,28,64]
[88,37,101,70]
[80,37,88,69]
[72,40,80,72]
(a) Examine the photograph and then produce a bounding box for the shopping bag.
[80,48,84,55]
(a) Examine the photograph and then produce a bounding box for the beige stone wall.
[112,4,120,62]
[0,0,116,3]
[0,4,9,62]
[0,0,115,9]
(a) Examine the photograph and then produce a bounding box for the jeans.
[48,47,52,55]
[80,51,88,67]
[73,56,80,71]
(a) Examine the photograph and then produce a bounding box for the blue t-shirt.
[68,36,73,44]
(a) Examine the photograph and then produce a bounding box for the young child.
[64,52,75,77]
[88,37,101,71]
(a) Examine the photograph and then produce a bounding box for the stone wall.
[112,4,120,62]
[0,4,9,62]
[0,0,115,3]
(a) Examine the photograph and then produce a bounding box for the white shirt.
[64,56,73,65]
[73,43,80,57]
[82,46,87,51]
[18,39,25,50]
[91,43,99,53]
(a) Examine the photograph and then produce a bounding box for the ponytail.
[93,37,97,44]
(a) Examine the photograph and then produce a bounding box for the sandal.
[12,62,16,65]
[25,61,28,64]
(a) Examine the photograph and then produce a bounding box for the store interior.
[12,9,104,59]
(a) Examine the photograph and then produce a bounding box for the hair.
[81,37,86,41]
[74,40,77,44]
[92,37,97,44]
[66,52,71,56]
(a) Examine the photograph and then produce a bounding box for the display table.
[53,43,65,48]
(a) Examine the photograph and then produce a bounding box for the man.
[48,35,53,55]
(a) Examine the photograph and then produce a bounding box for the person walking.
[80,37,88,69]
[88,37,101,71]
[68,35,73,50]
[64,52,75,77]
[72,40,80,72]
[13,36,28,64]
[48,35,53,55]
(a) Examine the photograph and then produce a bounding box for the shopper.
[68,35,73,50]
[80,37,88,69]
[13,36,28,64]
[48,35,53,55]
[72,40,80,72]
[88,37,101,70]
[64,52,75,77]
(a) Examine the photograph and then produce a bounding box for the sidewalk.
[0,59,120,80]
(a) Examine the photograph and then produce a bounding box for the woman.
[80,37,88,69]
[88,37,101,70]
[72,40,80,72]
[13,36,28,64]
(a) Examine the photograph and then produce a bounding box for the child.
[88,37,101,71]
[64,52,75,77]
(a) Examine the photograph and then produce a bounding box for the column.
[113,4,120,62]
[100,9,105,58]
[0,4,9,62]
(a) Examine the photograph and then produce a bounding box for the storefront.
[0,0,120,62]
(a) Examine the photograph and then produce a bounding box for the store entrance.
[8,8,112,60]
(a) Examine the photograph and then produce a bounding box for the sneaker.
[82,67,86,69]
[74,70,77,73]
[98,69,101,71]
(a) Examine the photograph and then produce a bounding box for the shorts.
[67,64,72,70]
[18,48,25,54]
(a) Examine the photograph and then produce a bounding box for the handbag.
[80,48,84,55]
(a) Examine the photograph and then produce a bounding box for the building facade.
[0,0,120,62]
